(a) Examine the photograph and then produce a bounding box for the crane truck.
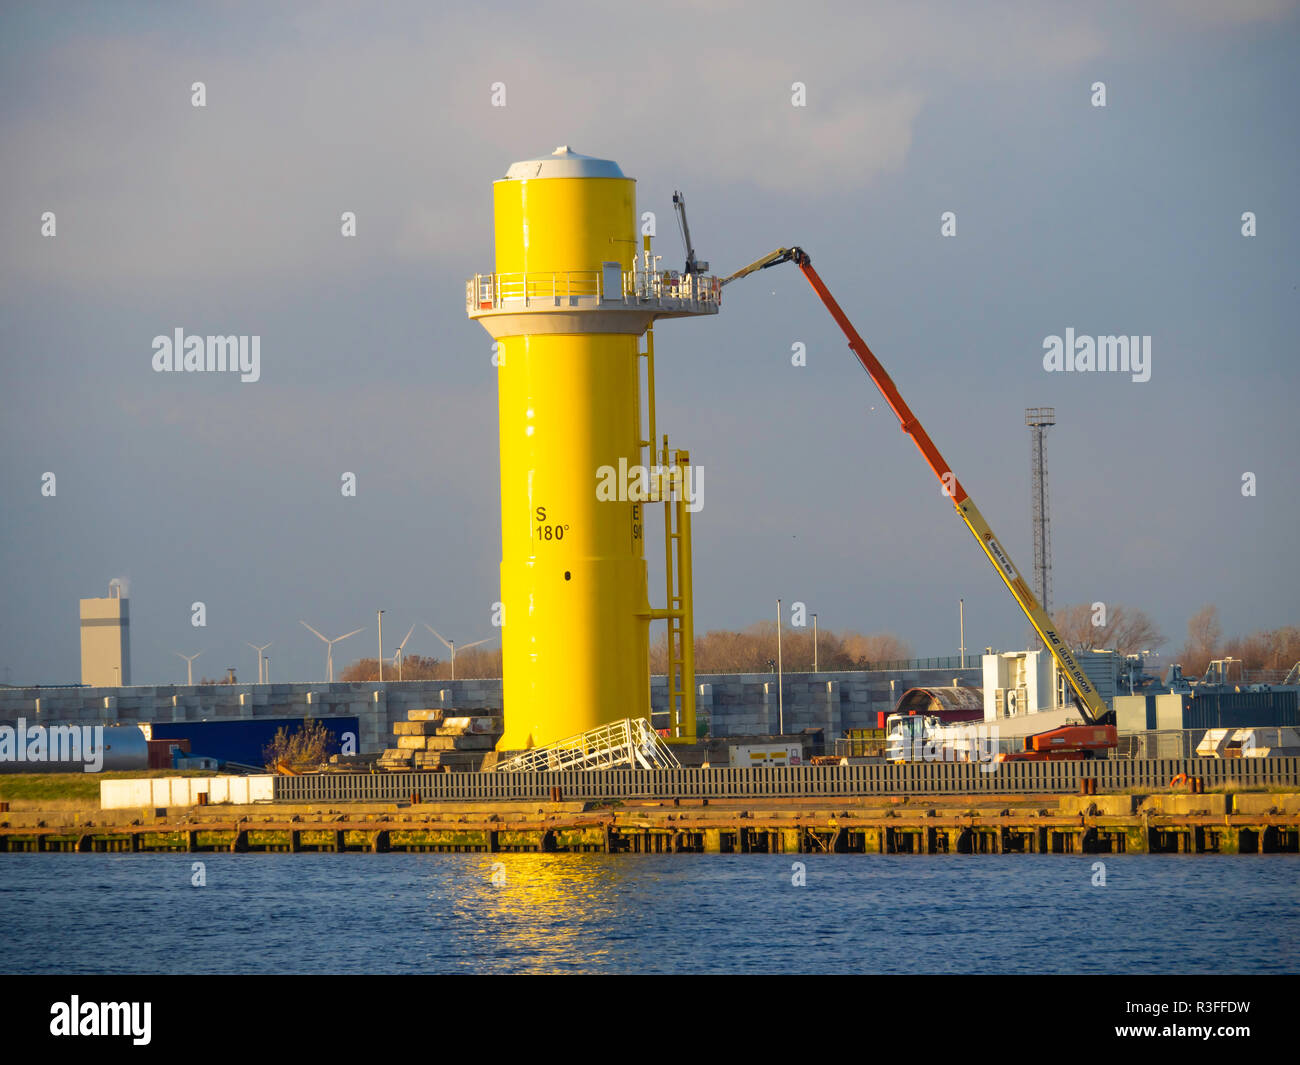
[719,246,1117,763]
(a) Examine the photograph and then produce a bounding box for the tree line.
[1051,602,1298,680]
[340,623,912,680]
[1175,605,1298,679]
[336,606,1298,681]
[650,622,912,674]
[340,648,503,682]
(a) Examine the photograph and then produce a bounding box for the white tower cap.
[502,146,626,180]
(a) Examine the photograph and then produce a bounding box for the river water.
[1,853,1295,974]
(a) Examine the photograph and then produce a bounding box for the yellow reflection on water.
[431,854,672,971]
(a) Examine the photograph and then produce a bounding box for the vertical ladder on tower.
[638,265,698,746]
[661,438,697,742]
[664,441,684,738]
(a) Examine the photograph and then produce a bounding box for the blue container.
[1181,691,1298,729]
[150,717,360,767]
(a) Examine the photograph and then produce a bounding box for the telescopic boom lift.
[722,247,1112,728]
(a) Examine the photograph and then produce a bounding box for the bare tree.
[840,631,913,665]
[340,649,502,682]
[1222,625,1300,677]
[654,622,911,674]
[1054,603,1164,655]
[1179,604,1222,677]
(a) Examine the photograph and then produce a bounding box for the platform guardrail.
[467,267,722,314]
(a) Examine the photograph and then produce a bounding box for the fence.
[1115,727,1299,760]
[860,656,970,672]
[835,732,887,758]
[274,757,1300,803]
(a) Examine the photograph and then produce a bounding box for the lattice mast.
[1025,407,1056,619]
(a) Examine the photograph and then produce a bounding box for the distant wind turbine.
[300,621,365,683]
[173,651,202,686]
[393,624,417,681]
[424,624,496,681]
[245,641,272,684]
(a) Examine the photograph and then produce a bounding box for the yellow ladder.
[661,438,697,743]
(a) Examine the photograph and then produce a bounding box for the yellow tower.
[467,147,718,750]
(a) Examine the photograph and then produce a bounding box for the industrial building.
[79,584,130,688]
[982,647,1128,722]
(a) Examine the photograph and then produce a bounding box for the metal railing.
[467,267,723,313]
[490,718,682,773]
[274,756,1300,802]
[861,656,971,672]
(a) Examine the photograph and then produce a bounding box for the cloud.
[0,2,1281,292]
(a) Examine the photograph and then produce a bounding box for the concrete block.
[394,720,441,736]
[1059,795,1136,816]
[1234,793,1300,815]
[439,717,502,736]
[1142,794,1228,816]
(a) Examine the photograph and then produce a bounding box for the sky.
[1,0,1297,686]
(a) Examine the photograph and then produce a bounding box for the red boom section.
[796,257,968,506]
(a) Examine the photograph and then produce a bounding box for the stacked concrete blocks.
[379,708,504,772]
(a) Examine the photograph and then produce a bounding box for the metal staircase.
[490,718,683,773]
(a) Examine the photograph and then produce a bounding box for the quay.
[3,792,1298,856]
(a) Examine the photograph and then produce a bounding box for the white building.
[982,648,1120,722]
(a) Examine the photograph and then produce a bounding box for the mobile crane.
[720,247,1117,760]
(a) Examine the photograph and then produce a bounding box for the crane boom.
[672,191,709,277]
[728,247,1109,724]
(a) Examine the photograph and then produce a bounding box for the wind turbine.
[424,624,496,681]
[393,623,417,681]
[245,641,272,684]
[300,621,365,683]
[173,651,202,686]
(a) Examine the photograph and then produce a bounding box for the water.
[1,853,1296,974]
